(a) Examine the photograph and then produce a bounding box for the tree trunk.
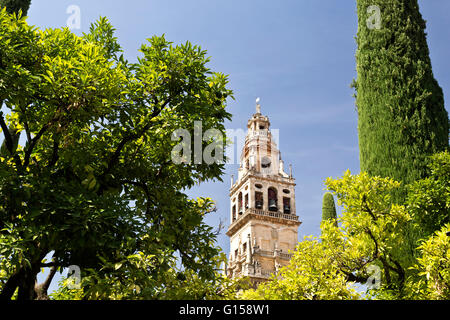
[0,255,46,300]
[0,268,23,300]
[17,262,40,300]
[35,265,57,300]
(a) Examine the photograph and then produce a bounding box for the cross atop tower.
[256,97,261,114]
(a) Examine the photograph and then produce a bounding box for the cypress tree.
[0,0,31,16]
[354,0,449,187]
[322,192,337,225]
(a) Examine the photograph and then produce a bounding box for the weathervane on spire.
[256,97,261,114]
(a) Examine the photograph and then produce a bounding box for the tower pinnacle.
[256,97,261,114]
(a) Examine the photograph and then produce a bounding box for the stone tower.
[226,98,301,287]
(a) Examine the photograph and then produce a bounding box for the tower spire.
[256,97,261,114]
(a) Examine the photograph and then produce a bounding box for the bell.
[283,205,291,214]
[269,199,277,211]
[255,201,263,209]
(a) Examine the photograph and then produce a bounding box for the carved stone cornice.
[230,171,295,196]
[227,208,301,236]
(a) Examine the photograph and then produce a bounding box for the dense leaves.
[243,152,449,300]
[410,224,450,300]
[0,10,232,299]
[0,0,30,16]
[241,234,361,300]
[354,0,449,187]
[51,250,244,300]
[406,151,450,238]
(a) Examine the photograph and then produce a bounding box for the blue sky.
[21,0,450,291]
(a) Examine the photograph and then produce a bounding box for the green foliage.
[0,0,30,16]
[354,0,449,187]
[321,192,337,225]
[325,171,414,297]
[406,151,450,238]
[49,277,84,300]
[0,10,233,300]
[241,234,361,300]
[244,154,449,300]
[242,171,417,300]
[51,249,244,300]
[412,224,450,299]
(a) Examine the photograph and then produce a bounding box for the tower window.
[232,205,236,222]
[243,242,247,254]
[259,125,265,130]
[255,191,263,209]
[238,192,243,214]
[261,156,271,168]
[268,187,278,211]
[244,194,249,209]
[283,197,291,214]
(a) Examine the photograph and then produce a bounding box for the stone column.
[246,234,251,263]
[248,180,253,210]
[277,187,283,213]
[262,186,268,212]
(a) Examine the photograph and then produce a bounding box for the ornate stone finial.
[289,164,293,178]
[256,97,261,114]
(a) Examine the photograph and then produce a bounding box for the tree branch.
[362,194,377,222]
[120,179,155,216]
[379,257,392,286]
[101,102,167,177]
[341,269,369,284]
[18,105,32,143]
[40,262,59,267]
[46,137,59,168]
[23,122,51,169]
[35,265,57,300]
[0,111,14,154]
[365,227,379,260]
[23,121,32,144]
[0,112,23,168]
[386,258,405,288]
[0,267,23,300]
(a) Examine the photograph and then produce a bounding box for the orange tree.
[0,10,232,300]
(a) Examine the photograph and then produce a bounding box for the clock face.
[261,156,271,168]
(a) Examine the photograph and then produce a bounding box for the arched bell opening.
[283,197,291,214]
[238,192,243,215]
[268,187,278,212]
[244,193,249,210]
[255,191,263,209]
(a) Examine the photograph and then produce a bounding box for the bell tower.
[226,98,301,287]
